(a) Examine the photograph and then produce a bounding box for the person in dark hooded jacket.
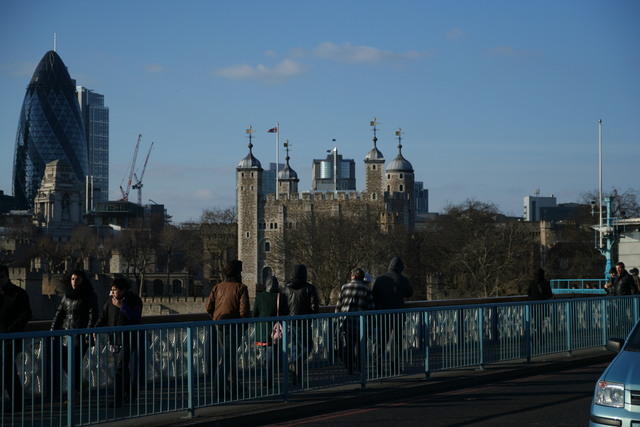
[372,257,413,309]
[282,264,319,384]
[527,268,553,299]
[371,257,413,375]
[50,270,99,397]
[253,276,288,387]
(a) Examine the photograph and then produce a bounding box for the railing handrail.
[2,293,635,340]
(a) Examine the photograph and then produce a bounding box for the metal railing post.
[359,314,366,389]
[477,307,484,369]
[423,311,430,378]
[525,304,532,363]
[67,334,75,427]
[186,327,195,418]
[281,320,289,401]
[565,301,572,355]
[634,296,639,324]
[601,298,608,346]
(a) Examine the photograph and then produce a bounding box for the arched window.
[372,193,377,200]
[172,280,182,295]
[400,184,404,192]
[264,241,271,252]
[153,279,164,296]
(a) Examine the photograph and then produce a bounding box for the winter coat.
[253,277,289,344]
[335,280,374,314]
[51,288,99,331]
[97,291,143,327]
[611,271,635,296]
[283,265,320,316]
[205,278,250,321]
[0,281,32,333]
[527,269,553,299]
[372,257,413,310]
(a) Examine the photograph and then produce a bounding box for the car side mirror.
[606,338,624,353]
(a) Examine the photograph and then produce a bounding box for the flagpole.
[276,122,280,200]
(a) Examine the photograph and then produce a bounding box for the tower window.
[241,172,245,177]
[400,173,403,179]
[264,241,271,252]
[240,186,244,191]
[387,185,390,192]
[387,174,390,179]
[251,172,254,177]
[400,184,404,192]
[372,193,377,200]
[250,185,254,191]
[372,165,376,170]
[245,232,250,238]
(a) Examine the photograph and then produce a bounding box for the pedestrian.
[96,277,144,407]
[0,264,31,413]
[252,275,288,387]
[205,260,249,399]
[527,268,553,299]
[371,257,413,375]
[282,264,319,385]
[50,270,99,398]
[611,262,635,296]
[629,268,640,294]
[604,267,617,294]
[335,268,374,374]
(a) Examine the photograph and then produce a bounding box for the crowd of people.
[2,256,639,410]
[604,262,640,295]
[0,264,143,411]
[205,257,413,387]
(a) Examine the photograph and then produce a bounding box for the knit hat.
[224,260,243,278]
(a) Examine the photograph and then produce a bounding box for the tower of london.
[236,123,420,298]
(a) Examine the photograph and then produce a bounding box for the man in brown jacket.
[205,260,249,399]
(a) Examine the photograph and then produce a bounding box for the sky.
[0,0,638,223]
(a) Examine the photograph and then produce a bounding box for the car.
[590,320,640,426]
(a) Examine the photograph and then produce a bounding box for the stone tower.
[277,142,299,195]
[364,119,385,200]
[236,130,263,297]
[33,159,84,241]
[385,129,415,230]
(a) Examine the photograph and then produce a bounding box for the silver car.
[590,320,640,426]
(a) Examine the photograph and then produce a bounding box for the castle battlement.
[264,191,367,202]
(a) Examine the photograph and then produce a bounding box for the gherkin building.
[12,50,88,210]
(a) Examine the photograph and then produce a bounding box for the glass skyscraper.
[77,86,109,204]
[12,50,88,210]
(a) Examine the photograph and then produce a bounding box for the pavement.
[102,348,614,427]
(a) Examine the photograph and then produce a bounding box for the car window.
[625,322,640,351]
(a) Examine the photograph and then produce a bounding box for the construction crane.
[120,134,142,201]
[132,142,154,205]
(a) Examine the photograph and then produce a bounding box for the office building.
[311,149,356,192]
[77,86,109,205]
[261,162,284,195]
[523,195,557,222]
[12,50,88,210]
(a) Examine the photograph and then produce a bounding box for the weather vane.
[395,128,403,152]
[370,118,379,144]
[245,125,254,149]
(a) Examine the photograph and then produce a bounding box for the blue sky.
[1,0,638,222]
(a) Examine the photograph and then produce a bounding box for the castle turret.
[277,140,299,195]
[364,118,385,200]
[385,129,415,229]
[236,127,263,297]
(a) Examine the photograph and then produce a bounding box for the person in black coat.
[611,262,635,296]
[253,276,288,387]
[527,268,553,299]
[50,270,99,396]
[371,257,413,375]
[97,277,144,406]
[0,264,31,412]
[282,265,319,384]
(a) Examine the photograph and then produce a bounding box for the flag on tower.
[267,127,278,133]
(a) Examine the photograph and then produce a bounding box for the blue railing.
[0,295,638,426]
[550,278,607,294]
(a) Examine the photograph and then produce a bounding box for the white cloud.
[264,50,277,57]
[145,64,164,73]
[313,42,426,64]
[446,27,465,41]
[216,58,307,81]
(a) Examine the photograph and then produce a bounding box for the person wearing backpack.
[253,276,288,387]
[282,264,319,385]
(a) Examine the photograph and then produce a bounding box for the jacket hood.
[265,276,279,293]
[290,264,307,287]
[389,257,404,273]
